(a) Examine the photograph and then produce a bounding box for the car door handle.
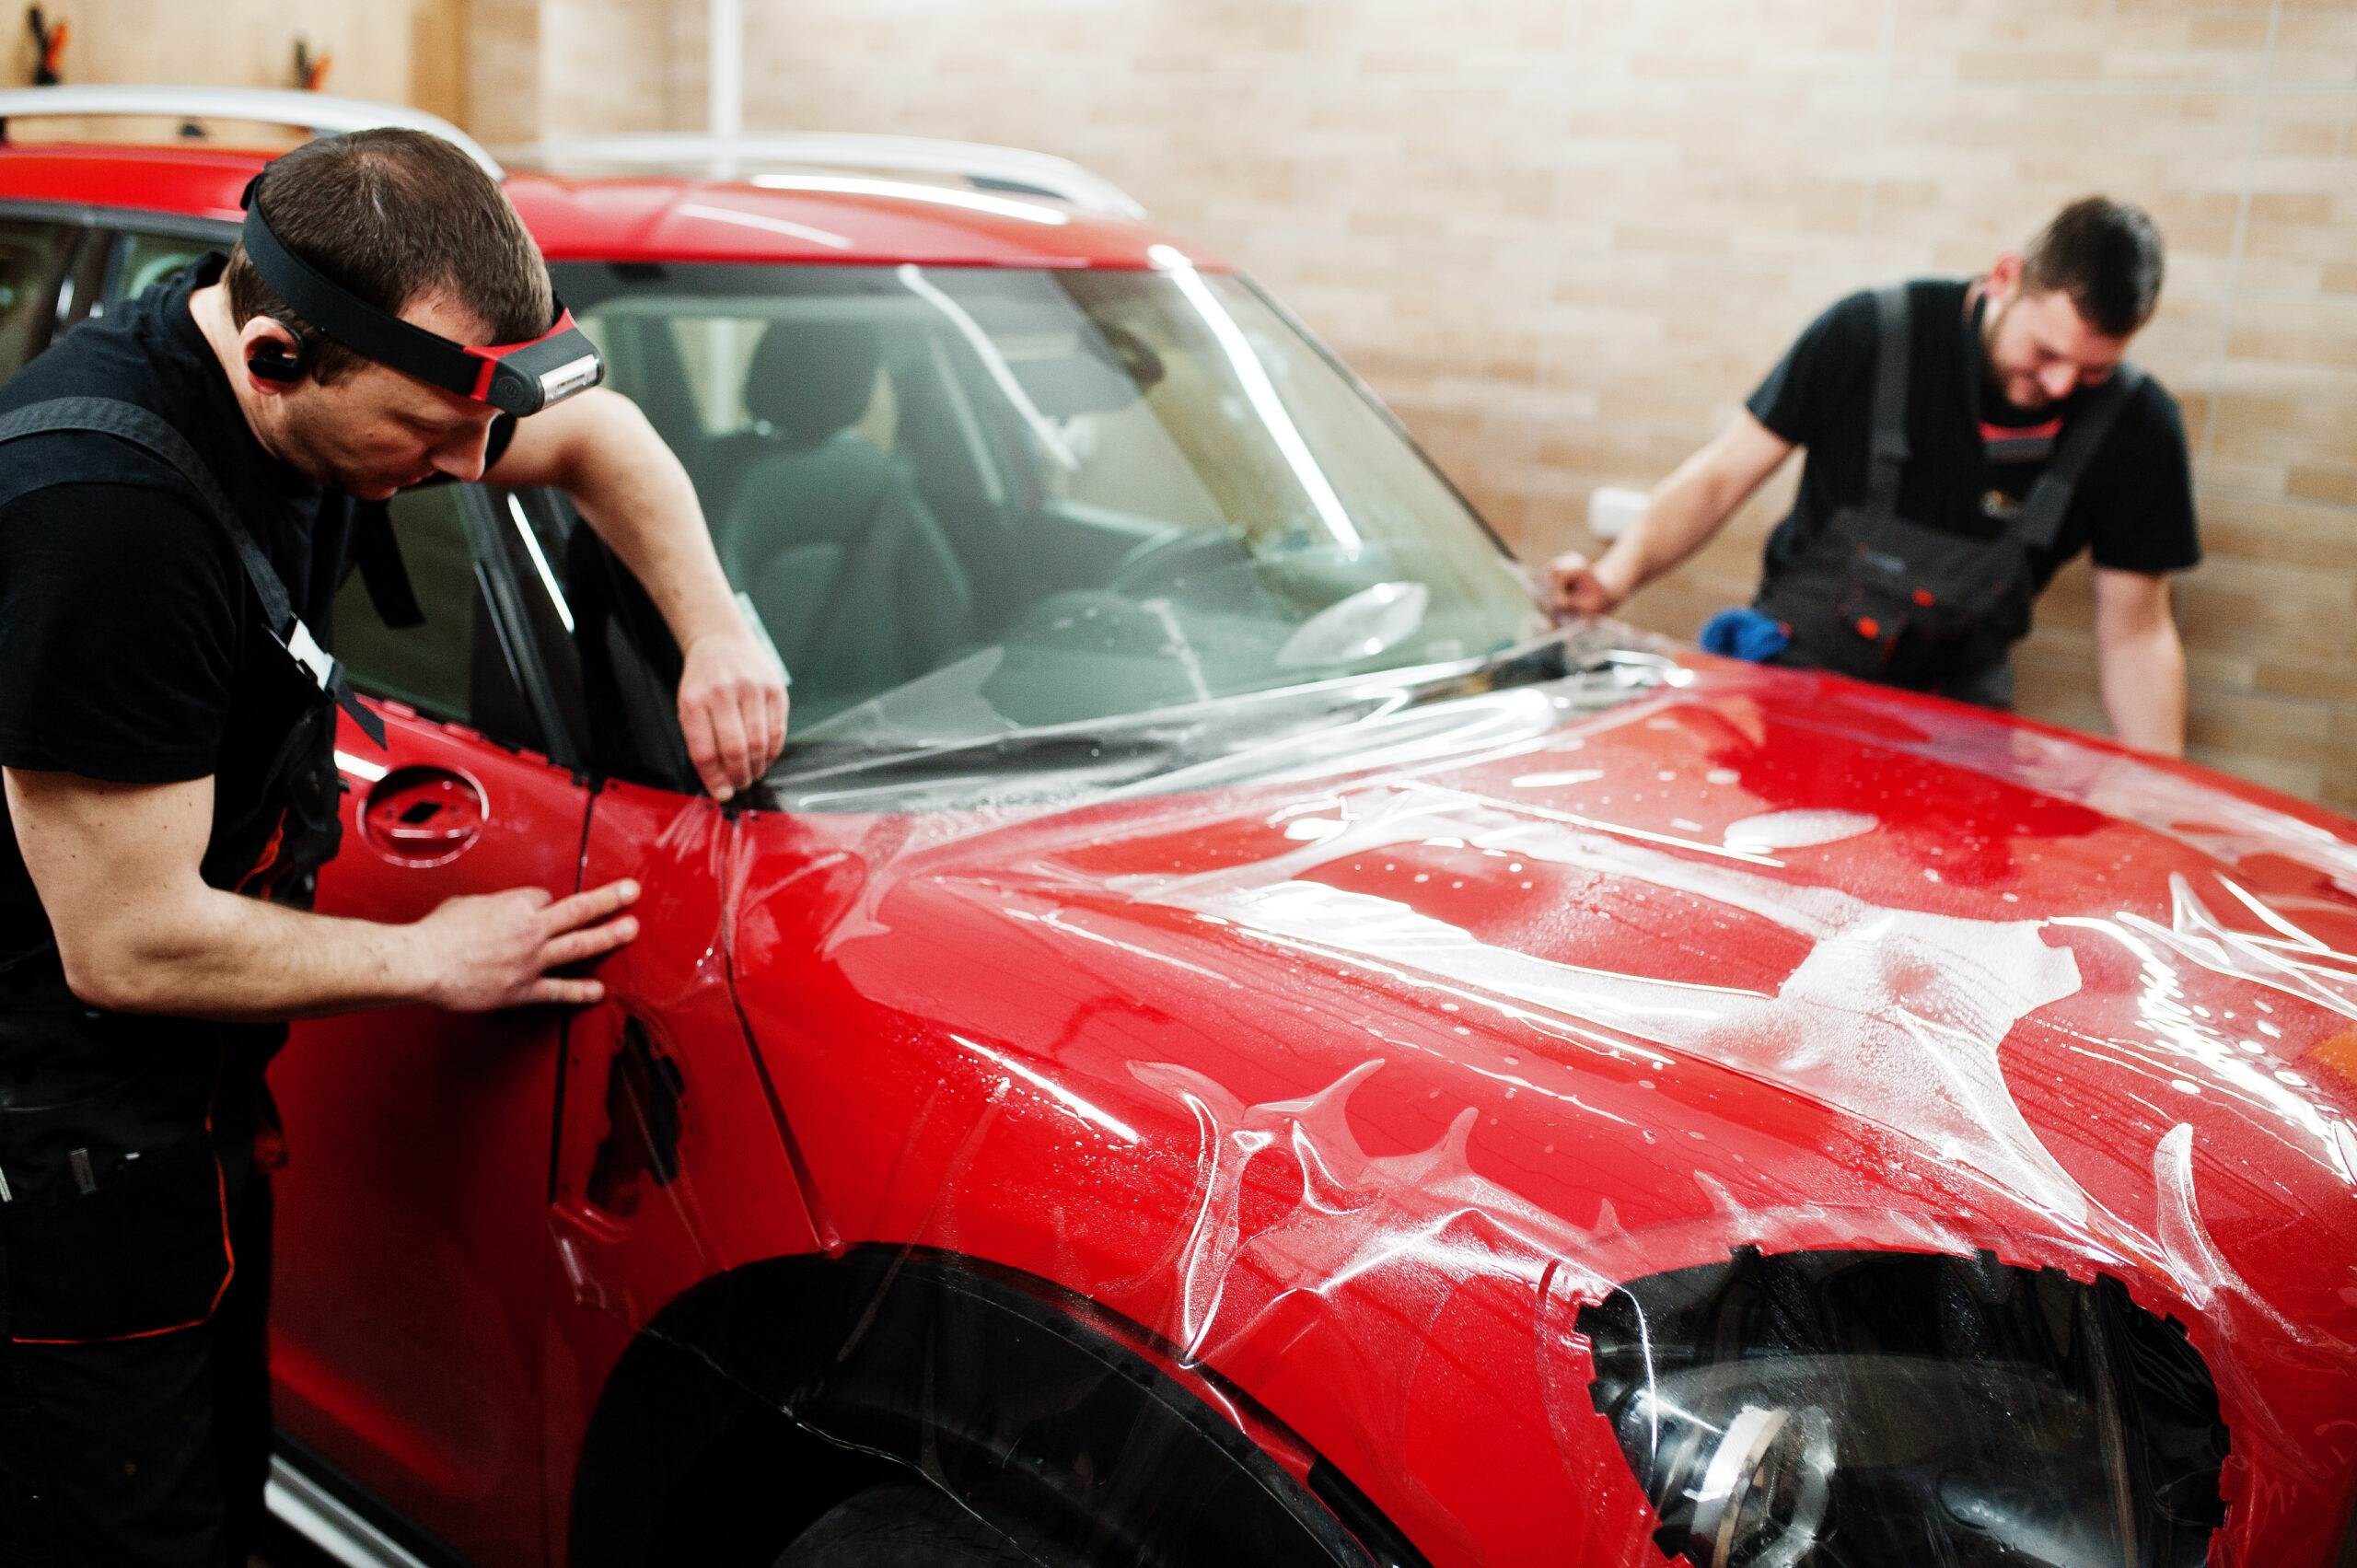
[360,766,487,865]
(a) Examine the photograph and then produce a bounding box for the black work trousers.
[0,1165,272,1568]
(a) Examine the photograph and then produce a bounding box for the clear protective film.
[546,637,2357,1568]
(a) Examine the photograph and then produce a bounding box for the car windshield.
[551,259,1548,772]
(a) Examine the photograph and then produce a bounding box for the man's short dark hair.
[2021,196,2165,338]
[224,128,552,386]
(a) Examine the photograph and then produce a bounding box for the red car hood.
[724,655,2357,1560]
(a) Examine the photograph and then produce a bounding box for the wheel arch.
[566,1244,1430,1568]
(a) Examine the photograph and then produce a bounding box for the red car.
[3,88,2354,1568]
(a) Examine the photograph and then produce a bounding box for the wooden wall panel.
[3,0,437,144]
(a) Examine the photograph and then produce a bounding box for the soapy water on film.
[1125,1055,1616,1365]
[1080,776,2357,1539]
[1844,691,2357,898]
[1114,782,2098,1226]
[1096,776,2357,1402]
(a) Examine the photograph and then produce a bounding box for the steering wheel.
[1107,526,1250,597]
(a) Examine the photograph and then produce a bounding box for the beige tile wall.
[28,0,2356,809]
[2,0,466,136]
[527,0,2355,811]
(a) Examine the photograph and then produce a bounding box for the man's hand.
[1547,552,1631,619]
[6,767,645,1022]
[412,878,643,1011]
[678,628,789,801]
[489,390,788,799]
[1545,413,1796,623]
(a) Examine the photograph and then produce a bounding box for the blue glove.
[1699,608,1791,663]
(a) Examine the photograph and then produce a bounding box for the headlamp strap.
[240,173,482,401]
[237,168,601,417]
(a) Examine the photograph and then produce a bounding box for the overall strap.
[1864,283,1912,518]
[0,397,295,633]
[2007,366,2145,552]
[0,396,386,746]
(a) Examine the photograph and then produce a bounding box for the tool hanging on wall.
[292,38,331,93]
[26,7,66,86]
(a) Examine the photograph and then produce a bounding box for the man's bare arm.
[2092,566,2187,757]
[488,389,787,798]
[1548,412,1796,617]
[5,768,640,1022]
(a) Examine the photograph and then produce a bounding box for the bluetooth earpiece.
[244,321,309,386]
[246,344,304,383]
[243,311,310,381]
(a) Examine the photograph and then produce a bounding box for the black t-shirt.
[1746,279,2200,593]
[0,255,509,976]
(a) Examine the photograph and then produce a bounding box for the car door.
[487,489,828,1566]
[270,479,592,1568]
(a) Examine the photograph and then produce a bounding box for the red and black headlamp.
[238,168,604,417]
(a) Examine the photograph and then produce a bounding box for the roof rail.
[0,85,503,180]
[510,132,1146,219]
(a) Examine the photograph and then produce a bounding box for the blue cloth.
[1700,607,1790,663]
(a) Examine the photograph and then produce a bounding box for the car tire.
[774,1482,1039,1567]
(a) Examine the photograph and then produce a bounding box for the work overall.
[1754,284,2142,703]
[0,399,380,1564]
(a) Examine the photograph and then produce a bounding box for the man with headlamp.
[0,129,785,1563]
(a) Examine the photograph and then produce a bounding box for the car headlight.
[1576,1249,2229,1568]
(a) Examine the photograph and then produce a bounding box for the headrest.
[744,320,883,447]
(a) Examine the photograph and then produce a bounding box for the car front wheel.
[776,1482,1040,1568]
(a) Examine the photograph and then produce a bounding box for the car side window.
[335,482,586,764]
[333,486,480,724]
[107,230,211,306]
[0,219,76,377]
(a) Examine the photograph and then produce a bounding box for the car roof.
[0,142,1225,271]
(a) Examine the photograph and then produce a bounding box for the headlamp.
[1575,1249,2229,1568]
[238,168,604,416]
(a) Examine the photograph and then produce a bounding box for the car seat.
[714,320,978,720]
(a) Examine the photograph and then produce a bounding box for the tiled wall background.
[4,0,466,136]
[26,0,2357,808]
